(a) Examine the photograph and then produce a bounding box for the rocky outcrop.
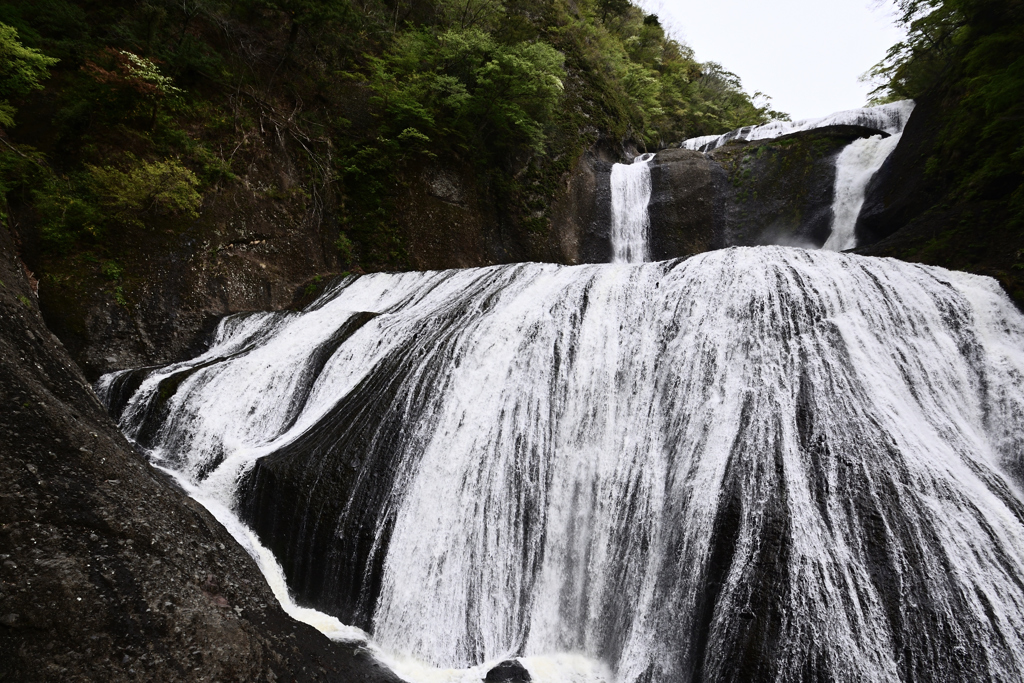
[854,92,944,246]
[23,136,631,381]
[710,125,885,248]
[396,161,499,270]
[31,128,342,382]
[485,659,532,682]
[0,221,400,683]
[394,142,622,269]
[646,125,889,256]
[548,143,619,264]
[852,94,1024,305]
[647,148,729,259]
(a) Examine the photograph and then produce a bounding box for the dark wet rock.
[707,125,885,249]
[0,220,401,682]
[855,92,943,247]
[392,141,623,269]
[485,659,532,682]
[647,148,729,259]
[552,143,618,265]
[646,125,886,257]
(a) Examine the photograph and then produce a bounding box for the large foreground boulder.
[0,220,399,682]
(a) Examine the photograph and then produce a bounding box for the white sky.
[642,0,907,121]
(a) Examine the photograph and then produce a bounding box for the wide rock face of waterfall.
[105,247,1024,683]
[649,125,888,255]
[638,101,918,258]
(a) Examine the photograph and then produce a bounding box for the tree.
[598,0,630,21]
[866,0,967,101]
[0,22,58,128]
[82,48,182,128]
[367,27,564,155]
[433,0,505,30]
[256,0,354,50]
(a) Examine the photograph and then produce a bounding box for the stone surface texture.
[0,221,401,683]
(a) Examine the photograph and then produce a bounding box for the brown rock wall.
[0,220,400,683]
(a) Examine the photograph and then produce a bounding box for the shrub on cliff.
[88,157,201,224]
[0,22,57,128]
[367,27,565,155]
[35,157,201,252]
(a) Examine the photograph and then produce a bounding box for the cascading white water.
[100,247,1024,683]
[681,100,915,153]
[680,100,916,252]
[821,133,905,251]
[609,153,655,263]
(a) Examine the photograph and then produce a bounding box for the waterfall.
[822,133,904,251]
[679,100,916,253]
[100,247,1024,683]
[610,153,655,263]
[681,100,915,152]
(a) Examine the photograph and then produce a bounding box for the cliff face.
[647,148,729,259]
[854,93,943,247]
[0,220,400,682]
[23,120,891,383]
[854,93,1024,305]
[24,136,631,381]
[394,140,621,269]
[30,126,342,382]
[645,125,887,257]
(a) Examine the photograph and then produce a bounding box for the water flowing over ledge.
[682,101,915,153]
[100,247,1024,683]
[823,133,905,251]
[610,153,655,263]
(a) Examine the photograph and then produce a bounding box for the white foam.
[681,100,915,152]
[610,153,655,263]
[823,132,904,251]
[103,247,1024,682]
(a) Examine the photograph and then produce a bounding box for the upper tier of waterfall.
[682,100,915,153]
[823,132,905,251]
[610,153,655,263]
[100,247,1024,683]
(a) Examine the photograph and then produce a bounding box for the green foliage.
[334,233,354,264]
[867,0,967,102]
[34,156,201,252]
[0,0,781,279]
[0,22,58,127]
[597,0,630,21]
[434,0,505,30]
[544,2,785,145]
[254,0,357,48]
[302,273,323,297]
[100,259,123,281]
[87,157,201,225]
[34,173,102,252]
[870,0,1024,221]
[0,143,46,205]
[83,49,182,99]
[368,27,565,156]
